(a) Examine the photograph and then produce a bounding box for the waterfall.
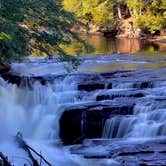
[1,55,166,165]
[0,76,88,166]
[102,81,166,139]
[0,77,72,141]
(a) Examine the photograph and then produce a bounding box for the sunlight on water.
[64,34,166,56]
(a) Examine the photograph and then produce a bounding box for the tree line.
[63,0,166,35]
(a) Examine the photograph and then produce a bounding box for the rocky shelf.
[70,138,166,166]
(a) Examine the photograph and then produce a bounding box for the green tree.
[63,0,114,29]
[135,0,166,34]
[0,0,87,69]
[127,0,145,17]
[63,0,166,35]
[137,13,163,34]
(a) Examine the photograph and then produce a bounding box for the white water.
[0,76,88,166]
[1,55,166,165]
[102,82,166,139]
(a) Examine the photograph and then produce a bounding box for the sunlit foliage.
[0,0,87,64]
[63,0,166,34]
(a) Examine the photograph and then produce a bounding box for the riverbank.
[72,18,166,47]
[73,26,166,47]
[145,35,166,44]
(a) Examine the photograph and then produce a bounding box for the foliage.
[92,1,114,28]
[127,0,145,17]
[137,14,163,34]
[63,0,166,34]
[63,0,114,29]
[0,0,88,64]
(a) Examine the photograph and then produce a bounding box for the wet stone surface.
[70,138,166,166]
[1,55,166,165]
[60,103,134,144]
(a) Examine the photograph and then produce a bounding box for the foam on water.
[1,55,166,165]
[0,75,88,165]
[103,85,166,139]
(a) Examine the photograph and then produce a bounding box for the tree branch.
[15,132,52,166]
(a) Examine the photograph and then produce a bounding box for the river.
[65,34,166,56]
[0,36,166,165]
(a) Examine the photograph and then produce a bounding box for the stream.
[0,54,166,165]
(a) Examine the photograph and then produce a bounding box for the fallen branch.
[0,152,12,166]
[15,132,52,166]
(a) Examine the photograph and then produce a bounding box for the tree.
[0,0,87,69]
[63,0,114,29]
[135,0,166,34]
[127,0,144,18]
[63,0,166,35]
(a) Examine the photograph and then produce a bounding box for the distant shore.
[80,30,166,47]
[145,36,166,44]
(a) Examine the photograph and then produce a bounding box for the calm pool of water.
[64,34,166,56]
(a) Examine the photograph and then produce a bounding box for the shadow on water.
[65,34,166,56]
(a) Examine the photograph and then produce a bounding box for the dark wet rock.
[1,72,65,86]
[1,73,23,86]
[78,83,106,91]
[106,83,112,89]
[59,103,134,145]
[0,66,11,74]
[103,30,118,37]
[96,92,145,101]
[133,81,153,89]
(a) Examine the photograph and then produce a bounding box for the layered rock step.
[1,69,166,145]
[60,102,134,144]
[70,138,166,166]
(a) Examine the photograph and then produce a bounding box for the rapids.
[0,74,89,165]
[0,54,166,165]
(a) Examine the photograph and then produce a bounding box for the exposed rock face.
[1,55,166,165]
[70,138,166,166]
[78,83,106,91]
[59,69,166,144]
[117,18,141,38]
[2,68,166,146]
[60,103,134,144]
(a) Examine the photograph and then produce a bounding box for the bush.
[137,13,163,35]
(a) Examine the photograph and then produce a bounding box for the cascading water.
[0,74,88,165]
[1,55,166,166]
[102,80,166,139]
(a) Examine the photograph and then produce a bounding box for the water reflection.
[92,62,166,73]
[116,38,141,53]
[80,34,117,54]
[65,34,166,55]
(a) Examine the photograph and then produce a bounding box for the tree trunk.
[117,4,122,19]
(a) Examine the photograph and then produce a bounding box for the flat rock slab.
[70,138,166,166]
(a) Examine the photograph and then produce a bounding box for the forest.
[63,0,166,36]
